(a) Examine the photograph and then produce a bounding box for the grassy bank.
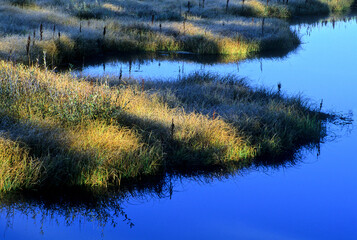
[228,0,355,18]
[0,61,333,192]
[0,0,300,65]
[2,0,354,68]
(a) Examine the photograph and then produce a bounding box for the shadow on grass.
[0,118,97,187]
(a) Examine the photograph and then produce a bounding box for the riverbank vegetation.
[2,0,354,65]
[0,1,354,192]
[228,0,355,18]
[0,0,301,66]
[0,61,336,192]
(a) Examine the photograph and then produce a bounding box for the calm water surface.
[1,17,357,240]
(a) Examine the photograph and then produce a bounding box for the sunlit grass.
[0,61,163,190]
[2,0,351,66]
[142,72,329,160]
[0,1,299,65]
[0,61,334,191]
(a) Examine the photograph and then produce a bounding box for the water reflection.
[0,189,133,234]
[74,15,357,81]
[0,177,171,235]
[0,156,300,233]
[0,119,352,238]
[74,48,292,80]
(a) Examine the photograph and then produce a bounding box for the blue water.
[1,17,357,240]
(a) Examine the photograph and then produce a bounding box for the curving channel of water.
[1,16,357,240]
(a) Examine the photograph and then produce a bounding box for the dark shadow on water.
[0,157,298,234]
[289,9,357,25]
[64,47,295,74]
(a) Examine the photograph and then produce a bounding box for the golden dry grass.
[0,0,299,65]
[0,61,333,191]
[0,61,258,191]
